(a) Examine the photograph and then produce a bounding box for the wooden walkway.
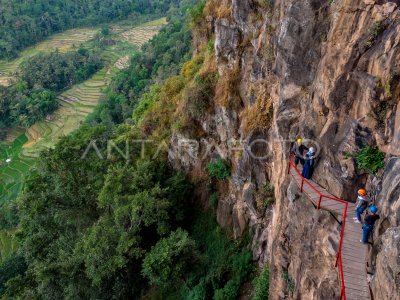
[289,161,370,300]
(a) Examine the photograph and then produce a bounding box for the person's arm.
[355,198,360,209]
[362,213,367,223]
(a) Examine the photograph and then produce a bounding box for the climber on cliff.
[291,138,308,166]
[361,206,380,244]
[302,147,315,179]
[354,189,369,224]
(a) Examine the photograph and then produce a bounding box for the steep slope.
[166,0,400,298]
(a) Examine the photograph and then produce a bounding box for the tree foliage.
[0,85,57,128]
[19,48,102,91]
[207,159,231,180]
[0,253,27,295]
[142,229,198,287]
[3,124,253,299]
[355,146,385,174]
[4,125,192,299]
[251,266,270,300]
[175,213,254,300]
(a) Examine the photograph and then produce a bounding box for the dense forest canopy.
[2,123,254,299]
[0,0,184,59]
[19,48,102,91]
[0,85,57,128]
[4,125,191,298]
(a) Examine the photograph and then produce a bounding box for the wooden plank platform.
[289,163,370,300]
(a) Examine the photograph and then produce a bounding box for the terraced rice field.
[22,67,112,157]
[120,17,167,46]
[0,135,32,263]
[121,26,161,46]
[0,134,35,203]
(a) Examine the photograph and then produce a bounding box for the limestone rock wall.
[169,0,400,298]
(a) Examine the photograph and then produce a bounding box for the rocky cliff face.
[169,0,400,298]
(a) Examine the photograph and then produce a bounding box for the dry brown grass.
[175,51,218,130]
[181,54,205,82]
[215,65,241,109]
[205,0,233,19]
[141,50,215,141]
[240,93,273,135]
[140,75,184,141]
[201,49,218,76]
[139,43,222,144]
[255,0,273,11]
[250,12,264,24]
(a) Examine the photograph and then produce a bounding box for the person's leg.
[356,208,362,222]
[362,225,368,243]
[356,207,366,222]
[295,156,300,165]
[361,207,367,222]
[366,226,374,243]
[309,166,314,179]
[362,225,372,243]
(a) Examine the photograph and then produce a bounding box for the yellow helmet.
[297,138,302,143]
[358,189,366,196]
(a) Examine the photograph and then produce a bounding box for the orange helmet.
[358,189,366,196]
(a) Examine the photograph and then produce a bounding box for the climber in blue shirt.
[361,206,380,244]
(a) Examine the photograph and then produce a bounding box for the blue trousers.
[362,224,373,243]
[356,207,366,222]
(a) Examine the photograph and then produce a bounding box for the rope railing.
[288,155,348,300]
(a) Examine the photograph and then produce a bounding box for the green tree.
[355,146,385,174]
[19,50,102,92]
[101,25,110,36]
[252,266,270,300]
[207,159,231,180]
[6,124,192,298]
[142,229,197,287]
[0,253,27,295]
